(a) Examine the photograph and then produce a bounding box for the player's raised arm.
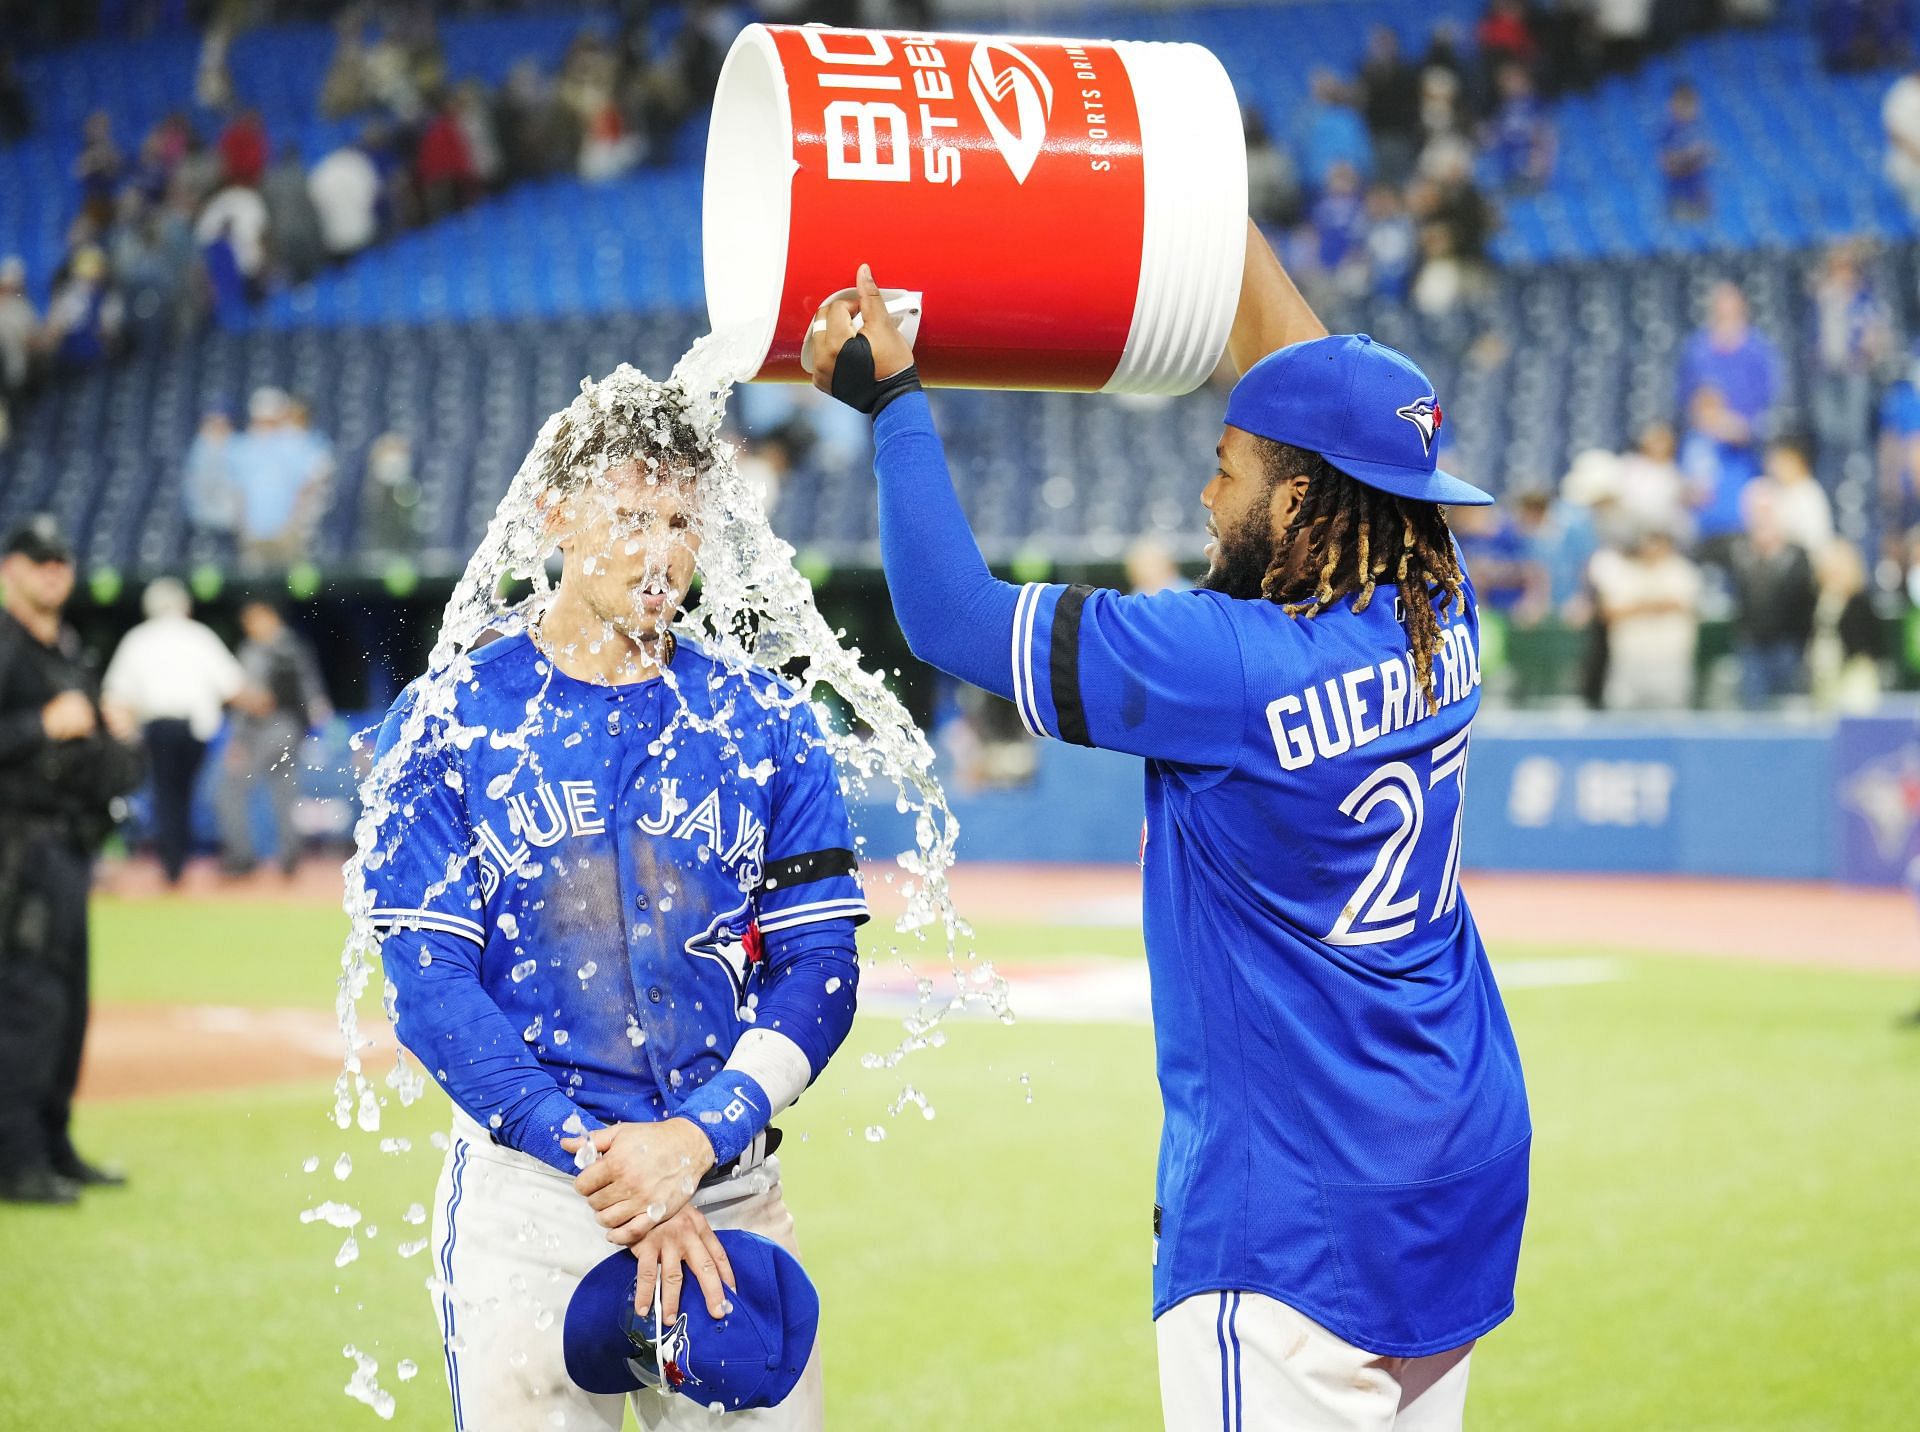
[808,267,1248,770]
[1227,218,1329,375]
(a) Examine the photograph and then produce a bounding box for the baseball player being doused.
[361,374,864,1431]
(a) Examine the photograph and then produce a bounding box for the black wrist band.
[830,333,923,415]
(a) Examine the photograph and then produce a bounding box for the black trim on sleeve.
[759,846,859,892]
[1049,584,1095,747]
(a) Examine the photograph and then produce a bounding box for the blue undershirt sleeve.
[872,391,1246,768]
[872,390,1023,703]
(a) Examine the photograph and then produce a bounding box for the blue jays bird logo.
[1396,395,1442,454]
[684,900,764,1006]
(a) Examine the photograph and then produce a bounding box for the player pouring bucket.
[702,23,1247,394]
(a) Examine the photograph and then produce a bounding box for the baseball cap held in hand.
[564,1230,819,1411]
[1225,335,1494,506]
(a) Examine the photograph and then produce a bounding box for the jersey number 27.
[1325,729,1469,947]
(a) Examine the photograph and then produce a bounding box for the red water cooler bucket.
[703,24,1246,394]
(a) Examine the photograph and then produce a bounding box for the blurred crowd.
[1248,0,1769,323]
[0,0,741,440]
[1457,260,1906,713]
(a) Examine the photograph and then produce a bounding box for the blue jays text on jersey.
[871,390,1530,1361]
[362,630,866,1172]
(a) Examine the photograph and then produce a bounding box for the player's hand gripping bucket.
[703,24,1247,395]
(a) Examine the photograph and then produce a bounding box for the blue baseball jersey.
[364,630,866,1171]
[1007,574,1530,1358]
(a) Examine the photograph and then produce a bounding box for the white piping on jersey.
[370,907,486,947]
[1011,582,1048,738]
[754,897,870,934]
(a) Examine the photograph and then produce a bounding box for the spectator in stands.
[1878,344,1920,534]
[1532,451,1616,621]
[1293,69,1373,191]
[1659,80,1712,221]
[217,108,269,188]
[1487,64,1555,192]
[498,59,579,183]
[309,133,381,260]
[454,81,502,192]
[1475,0,1539,98]
[261,143,324,285]
[230,386,328,570]
[0,257,37,400]
[1244,109,1302,230]
[1363,183,1418,301]
[1358,25,1421,184]
[1731,488,1818,703]
[1616,421,1692,543]
[73,111,124,230]
[1678,282,1780,550]
[1589,524,1703,709]
[194,176,269,290]
[417,90,479,218]
[1309,161,1369,287]
[0,46,33,142]
[1808,241,1890,480]
[215,599,330,878]
[183,405,239,551]
[321,13,371,119]
[1884,65,1920,220]
[360,431,422,559]
[1809,538,1883,711]
[42,246,124,373]
[1594,0,1656,73]
[1452,500,1541,615]
[1749,436,1835,554]
[101,578,243,886]
[1534,0,1601,95]
[1825,0,1913,72]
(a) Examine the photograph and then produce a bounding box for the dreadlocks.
[1256,440,1465,715]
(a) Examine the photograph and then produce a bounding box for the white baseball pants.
[1157,1291,1474,1432]
[428,1110,823,1432]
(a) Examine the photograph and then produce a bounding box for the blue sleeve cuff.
[509,1089,607,1174]
[676,1071,773,1166]
[872,388,936,449]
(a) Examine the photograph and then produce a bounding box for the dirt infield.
[75,858,1918,1105]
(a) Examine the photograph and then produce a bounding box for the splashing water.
[327,329,1011,1415]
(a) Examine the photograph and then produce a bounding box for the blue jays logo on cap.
[1395,395,1442,455]
[564,1230,819,1412]
[1224,335,1492,506]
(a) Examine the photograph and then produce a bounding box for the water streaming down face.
[324,333,1009,1412]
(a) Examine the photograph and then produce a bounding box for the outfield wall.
[852,710,1920,885]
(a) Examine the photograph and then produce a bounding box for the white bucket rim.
[703,23,793,378]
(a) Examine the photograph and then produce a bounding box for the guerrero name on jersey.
[869,387,1530,1361]
[364,628,867,1173]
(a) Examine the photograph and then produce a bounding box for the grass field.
[2,892,1918,1429]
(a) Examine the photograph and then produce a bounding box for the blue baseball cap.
[563,1230,819,1412]
[1224,335,1494,506]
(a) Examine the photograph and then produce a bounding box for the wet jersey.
[872,390,1530,1359]
[364,631,866,1172]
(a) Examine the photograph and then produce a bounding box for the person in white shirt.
[1745,436,1835,554]
[1588,525,1703,711]
[1614,422,1693,546]
[308,140,380,258]
[193,183,270,280]
[101,579,245,884]
[1884,68,1920,219]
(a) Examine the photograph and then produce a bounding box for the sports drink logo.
[966,41,1053,184]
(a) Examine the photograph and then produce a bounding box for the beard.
[1199,505,1277,601]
